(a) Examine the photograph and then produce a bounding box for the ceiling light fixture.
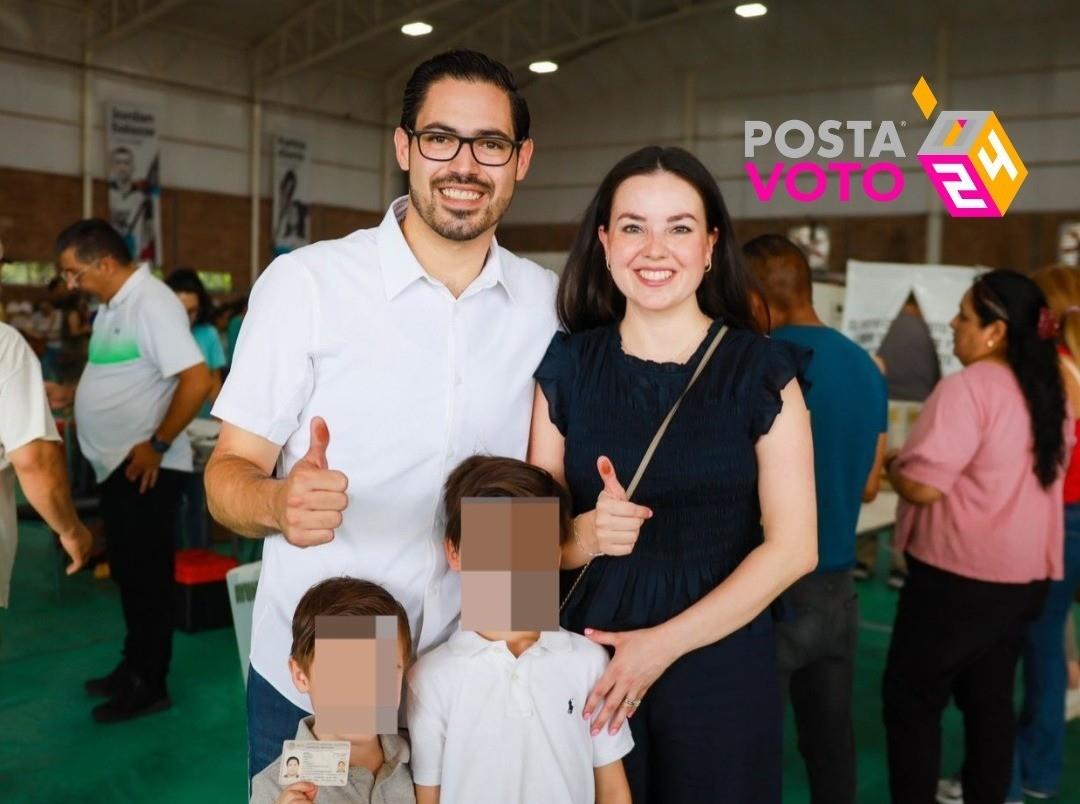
[401,21,433,36]
[734,3,767,17]
[529,60,558,74]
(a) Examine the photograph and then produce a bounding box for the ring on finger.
[623,695,642,709]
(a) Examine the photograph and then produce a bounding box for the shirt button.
[511,672,519,680]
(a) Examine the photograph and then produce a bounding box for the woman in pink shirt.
[882,270,1069,804]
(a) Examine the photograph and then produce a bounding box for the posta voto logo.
[912,76,1027,217]
[743,76,1027,217]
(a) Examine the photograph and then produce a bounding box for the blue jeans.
[1009,504,1080,799]
[247,666,310,780]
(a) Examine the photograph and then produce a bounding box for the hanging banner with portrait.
[105,103,162,266]
[272,134,311,255]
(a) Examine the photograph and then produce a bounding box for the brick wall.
[0,166,383,295]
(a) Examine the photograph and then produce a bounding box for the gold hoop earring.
[606,261,612,272]
[704,263,712,273]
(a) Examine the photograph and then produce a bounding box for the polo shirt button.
[511,672,519,680]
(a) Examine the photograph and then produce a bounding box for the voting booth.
[841,259,983,377]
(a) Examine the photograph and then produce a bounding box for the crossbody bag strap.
[560,324,729,612]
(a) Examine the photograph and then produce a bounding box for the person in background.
[0,318,92,613]
[32,279,64,379]
[225,295,247,368]
[59,288,93,364]
[165,268,226,417]
[857,293,943,589]
[56,219,212,723]
[883,270,1069,804]
[165,268,226,551]
[1005,264,1080,802]
[745,234,887,804]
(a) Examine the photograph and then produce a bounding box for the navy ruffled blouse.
[534,318,810,634]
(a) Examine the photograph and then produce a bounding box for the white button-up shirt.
[407,629,634,803]
[213,198,560,710]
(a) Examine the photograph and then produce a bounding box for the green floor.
[2,523,1079,803]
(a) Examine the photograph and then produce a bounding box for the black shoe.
[887,568,908,590]
[853,562,873,581]
[92,674,171,724]
[85,660,132,698]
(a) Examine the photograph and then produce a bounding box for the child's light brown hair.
[442,455,573,551]
[290,577,412,672]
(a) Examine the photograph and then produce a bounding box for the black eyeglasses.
[406,128,522,167]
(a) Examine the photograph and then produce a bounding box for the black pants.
[100,463,183,689]
[882,554,1048,804]
[623,611,782,803]
[776,570,858,804]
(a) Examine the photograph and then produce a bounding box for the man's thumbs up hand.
[275,417,349,547]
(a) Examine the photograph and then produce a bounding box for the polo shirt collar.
[375,196,516,303]
[106,264,149,310]
[447,628,573,657]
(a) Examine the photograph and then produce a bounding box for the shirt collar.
[447,628,573,657]
[106,264,149,310]
[375,196,516,303]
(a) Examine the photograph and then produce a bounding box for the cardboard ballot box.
[174,549,238,633]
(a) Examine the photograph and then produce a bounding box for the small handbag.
[560,324,730,612]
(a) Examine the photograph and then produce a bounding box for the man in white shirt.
[203,49,560,779]
[0,321,92,613]
[56,219,212,723]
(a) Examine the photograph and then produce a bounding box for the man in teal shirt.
[745,235,888,804]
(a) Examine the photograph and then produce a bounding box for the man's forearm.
[12,441,82,537]
[204,453,284,539]
[155,366,212,444]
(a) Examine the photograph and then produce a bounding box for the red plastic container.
[174,549,238,632]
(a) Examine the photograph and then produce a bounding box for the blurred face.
[285,758,299,777]
[111,150,134,184]
[394,78,533,242]
[290,638,408,739]
[598,171,719,316]
[950,289,1006,366]
[175,290,198,324]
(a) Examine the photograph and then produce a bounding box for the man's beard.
[410,178,511,242]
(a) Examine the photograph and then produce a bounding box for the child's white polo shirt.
[407,628,634,804]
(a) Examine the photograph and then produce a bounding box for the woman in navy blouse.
[528,146,817,803]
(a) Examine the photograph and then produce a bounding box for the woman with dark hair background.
[165,268,226,551]
[528,146,817,802]
[883,270,1071,804]
[165,268,225,415]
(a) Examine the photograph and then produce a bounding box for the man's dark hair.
[742,234,813,313]
[290,577,412,672]
[286,756,299,766]
[55,218,132,265]
[400,49,530,141]
[442,455,572,550]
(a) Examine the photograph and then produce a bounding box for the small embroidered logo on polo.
[567,699,574,715]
